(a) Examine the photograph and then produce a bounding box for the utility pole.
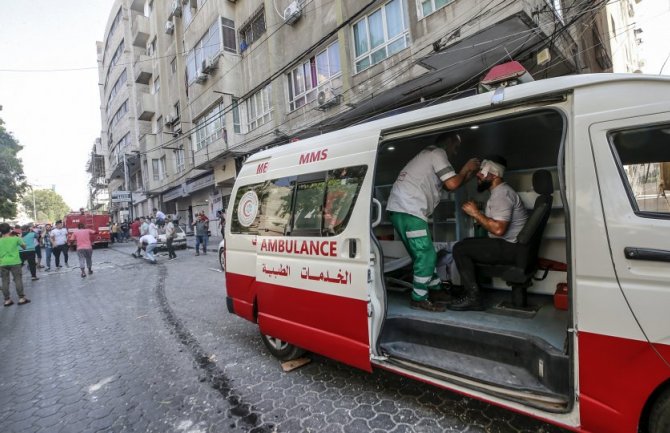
[123,154,134,221]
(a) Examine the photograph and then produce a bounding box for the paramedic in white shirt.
[386,134,479,312]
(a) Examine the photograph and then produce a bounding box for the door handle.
[371,198,382,228]
[348,239,357,258]
[624,247,670,263]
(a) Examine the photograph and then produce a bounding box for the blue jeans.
[45,247,53,268]
[195,235,208,253]
[145,243,157,262]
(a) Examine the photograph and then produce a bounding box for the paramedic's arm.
[443,158,480,191]
[462,201,509,237]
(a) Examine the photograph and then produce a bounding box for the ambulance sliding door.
[589,112,670,362]
[255,156,375,372]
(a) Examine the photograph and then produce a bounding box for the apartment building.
[95,0,612,224]
[85,138,110,212]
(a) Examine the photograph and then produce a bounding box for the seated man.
[450,156,528,311]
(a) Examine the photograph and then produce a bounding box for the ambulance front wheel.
[260,332,305,361]
[649,387,670,433]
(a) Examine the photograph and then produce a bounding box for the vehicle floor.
[384,288,569,351]
[379,289,571,403]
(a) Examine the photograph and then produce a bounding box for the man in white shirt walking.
[50,220,69,269]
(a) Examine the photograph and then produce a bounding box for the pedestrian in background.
[111,222,119,243]
[120,220,129,242]
[0,223,30,306]
[148,218,158,237]
[70,223,95,278]
[154,208,166,228]
[130,217,140,239]
[20,225,39,281]
[133,217,148,258]
[50,220,69,268]
[165,215,177,260]
[33,225,44,269]
[43,223,53,271]
[192,211,209,256]
[217,209,226,238]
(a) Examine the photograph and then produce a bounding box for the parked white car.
[156,225,187,251]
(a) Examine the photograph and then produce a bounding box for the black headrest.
[533,170,553,195]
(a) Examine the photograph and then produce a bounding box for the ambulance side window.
[231,183,261,235]
[610,123,670,216]
[292,176,327,236]
[324,166,367,235]
[259,177,295,235]
[230,177,295,235]
[291,165,368,236]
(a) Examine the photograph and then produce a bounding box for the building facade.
[96,0,613,224]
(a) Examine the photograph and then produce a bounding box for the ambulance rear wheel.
[649,387,670,433]
[260,332,305,361]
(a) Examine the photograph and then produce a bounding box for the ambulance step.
[379,317,570,400]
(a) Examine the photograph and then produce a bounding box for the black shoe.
[131,253,137,258]
[410,299,446,312]
[88,269,93,275]
[447,294,485,311]
[428,290,454,306]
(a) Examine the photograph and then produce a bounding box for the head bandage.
[479,159,505,178]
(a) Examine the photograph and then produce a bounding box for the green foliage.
[21,189,70,223]
[0,117,28,219]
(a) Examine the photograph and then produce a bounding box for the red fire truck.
[64,210,111,247]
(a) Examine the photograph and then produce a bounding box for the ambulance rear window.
[231,165,367,236]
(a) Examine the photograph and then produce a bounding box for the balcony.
[134,55,152,84]
[136,93,155,121]
[139,133,156,153]
[132,14,150,48]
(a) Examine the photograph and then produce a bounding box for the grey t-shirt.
[386,146,456,221]
[485,183,528,243]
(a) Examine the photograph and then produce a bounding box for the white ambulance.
[224,73,670,433]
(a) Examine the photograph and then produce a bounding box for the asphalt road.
[0,243,568,433]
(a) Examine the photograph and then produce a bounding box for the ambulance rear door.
[254,132,379,371]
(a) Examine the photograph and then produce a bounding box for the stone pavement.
[0,244,569,433]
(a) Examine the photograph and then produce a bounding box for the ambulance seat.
[476,170,554,308]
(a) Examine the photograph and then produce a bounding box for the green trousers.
[389,212,441,301]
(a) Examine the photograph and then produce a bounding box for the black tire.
[218,249,225,271]
[649,388,670,433]
[260,332,305,361]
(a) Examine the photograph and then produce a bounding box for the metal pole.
[123,154,130,222]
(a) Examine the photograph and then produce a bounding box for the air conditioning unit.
[201,56,219,74]
[283,1,302,25]
[164,114,177,126]
[165,21,174,34]
[195,72,208,84]
[169,0,182,18]
[317,86,340,109]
